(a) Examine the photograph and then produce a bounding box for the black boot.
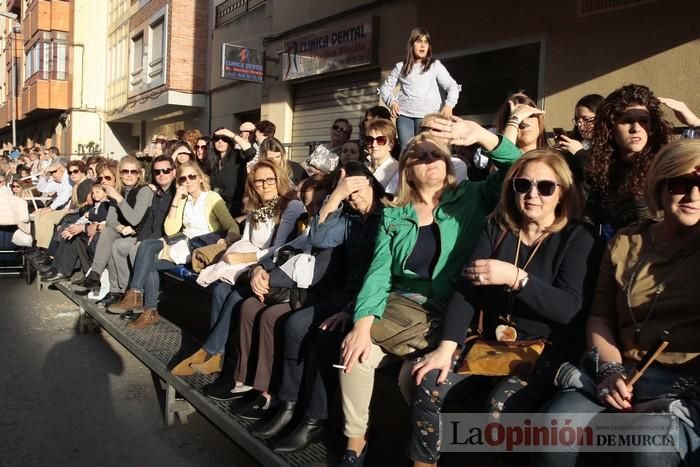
[250,401,296,439]
[273,416,326,453]
[72,271,101,294]
[97,292,123,307]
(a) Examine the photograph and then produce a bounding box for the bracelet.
[510,267,521,290]
[507,115,521,123]
[597,361,627,381]
[505,121,520,129]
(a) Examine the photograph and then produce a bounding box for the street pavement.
[0,277,260,467]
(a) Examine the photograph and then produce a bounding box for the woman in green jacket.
[335,118,521,466]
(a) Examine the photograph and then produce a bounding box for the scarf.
[251,197,280,223]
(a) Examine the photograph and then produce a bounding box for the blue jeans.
[533,387,700,467]
[128,238,175,309]
[396,115,423,151]
[202,281,252,355]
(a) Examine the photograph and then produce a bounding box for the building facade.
[105,0,210,155]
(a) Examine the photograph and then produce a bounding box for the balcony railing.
[215,0,265,28]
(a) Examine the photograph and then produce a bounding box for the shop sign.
[282,17,374,80]
[221,44,264,83]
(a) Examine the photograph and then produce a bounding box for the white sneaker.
[87,270,110,301]
[232,383,253,394]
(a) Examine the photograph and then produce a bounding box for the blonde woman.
[337,120,520,465]
[73,155,152,296]
[535,140,700,467]
[110,161,239,329]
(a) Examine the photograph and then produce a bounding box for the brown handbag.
[456,229,548,376]
[456,314,547,376]
[370,293,443,358]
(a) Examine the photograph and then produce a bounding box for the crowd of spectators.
[3,26,700,467]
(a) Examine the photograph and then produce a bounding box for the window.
[440,41,543,124]
[132,33,143,74]
[148,18,164,79]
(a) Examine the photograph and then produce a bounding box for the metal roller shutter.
[290,70,380,162]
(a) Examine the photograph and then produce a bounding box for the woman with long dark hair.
[379,27,461,150]
[210,126,257,216]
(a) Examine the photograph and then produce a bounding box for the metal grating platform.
[53,282,333,467]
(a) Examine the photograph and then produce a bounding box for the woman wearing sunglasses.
[72,156,154,301]
[304,119,352,175]
[535,140,700,467]
[407,150,599,467]
[337,123,520,465]
[170,159,304,374]
[194,136,217,175]
[586,84,672,236]
[494,91,548,154]
[110,161,240,328]
[210,126,257,217]
[364,118,400,193]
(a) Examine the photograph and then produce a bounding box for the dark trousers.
[75,232,100,274]
[233,297,292,394]
[277,302,344,419]
[53,234,88,276]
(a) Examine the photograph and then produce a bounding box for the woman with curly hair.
[585,84,672,234]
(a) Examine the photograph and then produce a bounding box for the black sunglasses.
[97,175,113,182]
[512,178,560,197]
[667,174,700,196]
[120,169,140,176]
[152,168,173,176]
[47,169,58,175]
[195,144,207,149]
[178,174,198,183]
[212,135,232,143]
[68,169,82,175]
[409,150,443,164]
[10,184,20,189]
[332,124,350,133]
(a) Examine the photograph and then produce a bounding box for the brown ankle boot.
[190,354,223,375]
[127,308,160,329]
[171,348,208,376]
[108,289,143,314]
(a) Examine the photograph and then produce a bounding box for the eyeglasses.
[253,177,277,187]
[364,135,388,146]
[409,150,443,164]
[68,169,81,175]
[178,174,198,183]
[120,169,140,176]
[152,168,173,176]
[512,178,560,197]
[666,174,700,195]
[97,175,113,182]
[195,144,207,150]
[572,117,595,126]
[332,124,350,133]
